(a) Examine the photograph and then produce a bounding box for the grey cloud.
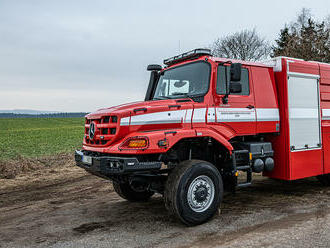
[0,0,329,111]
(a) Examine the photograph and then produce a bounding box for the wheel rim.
[187,175,215,213]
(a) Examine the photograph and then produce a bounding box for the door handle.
[246,105,255,109]
[168,105,181,109]
[133,108,147,113]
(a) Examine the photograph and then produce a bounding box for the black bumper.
[74,150,162,176]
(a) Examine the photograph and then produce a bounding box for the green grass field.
[0,118,85,161]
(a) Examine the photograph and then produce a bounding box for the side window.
[216,66,227,95]
[216,66,250,96]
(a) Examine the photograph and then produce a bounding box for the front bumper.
[74,150,162,176]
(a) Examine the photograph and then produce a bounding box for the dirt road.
[0,160,330,248]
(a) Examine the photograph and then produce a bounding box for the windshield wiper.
[153,96,171,100]
[171,92,194,98]
[154,93,195,101]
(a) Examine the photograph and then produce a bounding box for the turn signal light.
[120,137,149,150]
[128,139,147,148]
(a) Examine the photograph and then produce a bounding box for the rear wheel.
[317,174,330,186]
[164,160,223,226]
[113,181,154,202]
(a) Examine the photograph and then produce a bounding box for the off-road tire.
[317,174,330,186]
[113,181,154,202]
[164,160,223,226]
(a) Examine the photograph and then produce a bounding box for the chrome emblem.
[89,122,96,140]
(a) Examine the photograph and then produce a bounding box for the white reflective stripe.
[322,109,330,120]
[129,109,186,125]
[120,107,280,126]
[193,108,207,123]
[184,109,193,123]
[216,108,256,122]
[120,117,130,126]
[289,108,319,119]
[256,108,280,121]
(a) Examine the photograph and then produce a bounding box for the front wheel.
[317,174,330,186]
[164,160,223,226]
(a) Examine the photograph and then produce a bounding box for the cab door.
[215,65,257,135]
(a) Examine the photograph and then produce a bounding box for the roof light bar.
[163,48,212,66]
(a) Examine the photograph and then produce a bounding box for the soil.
[0,157,329,248]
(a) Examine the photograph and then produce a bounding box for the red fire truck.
[75,49,330,225]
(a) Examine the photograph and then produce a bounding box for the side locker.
[287,75,321,150]
[264,57,324,180]
[287,70,323,179]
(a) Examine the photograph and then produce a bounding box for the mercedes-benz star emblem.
[89,122,96,140]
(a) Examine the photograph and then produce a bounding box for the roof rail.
[163,48,211,66]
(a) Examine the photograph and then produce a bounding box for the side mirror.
[230,63,242,81]
[147,64,162,71]
[230,82,242,93]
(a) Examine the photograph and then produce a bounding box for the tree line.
[210,8,330,62]
[0,112,88,118]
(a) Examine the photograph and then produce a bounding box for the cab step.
[236,165,251,170]
[237,182,252,188]
[232,150,253,189]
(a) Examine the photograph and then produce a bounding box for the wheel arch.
[161,129,234,167]
[169,128,234,154]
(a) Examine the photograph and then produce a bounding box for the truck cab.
[75,49,330,225]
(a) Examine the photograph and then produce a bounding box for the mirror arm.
[223,62,232,104]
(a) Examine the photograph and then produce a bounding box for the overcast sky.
[0,0,329,112]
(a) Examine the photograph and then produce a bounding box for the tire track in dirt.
[0,165,330,248]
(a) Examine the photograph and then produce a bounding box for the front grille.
[84,115,119,146]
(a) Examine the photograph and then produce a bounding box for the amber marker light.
[120,137,149,150]
[128,139,147,148]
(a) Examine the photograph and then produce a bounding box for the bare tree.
[295,8,311,28]
[326,14,330,29]
[210,29,271,61]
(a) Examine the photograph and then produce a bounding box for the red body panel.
[290,150,323,180]
[263,59,291,180]
[322,123,330,174]
[320,63,330,175]
[251,67,279,133]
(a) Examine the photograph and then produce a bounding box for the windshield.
[153,61,210,100]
